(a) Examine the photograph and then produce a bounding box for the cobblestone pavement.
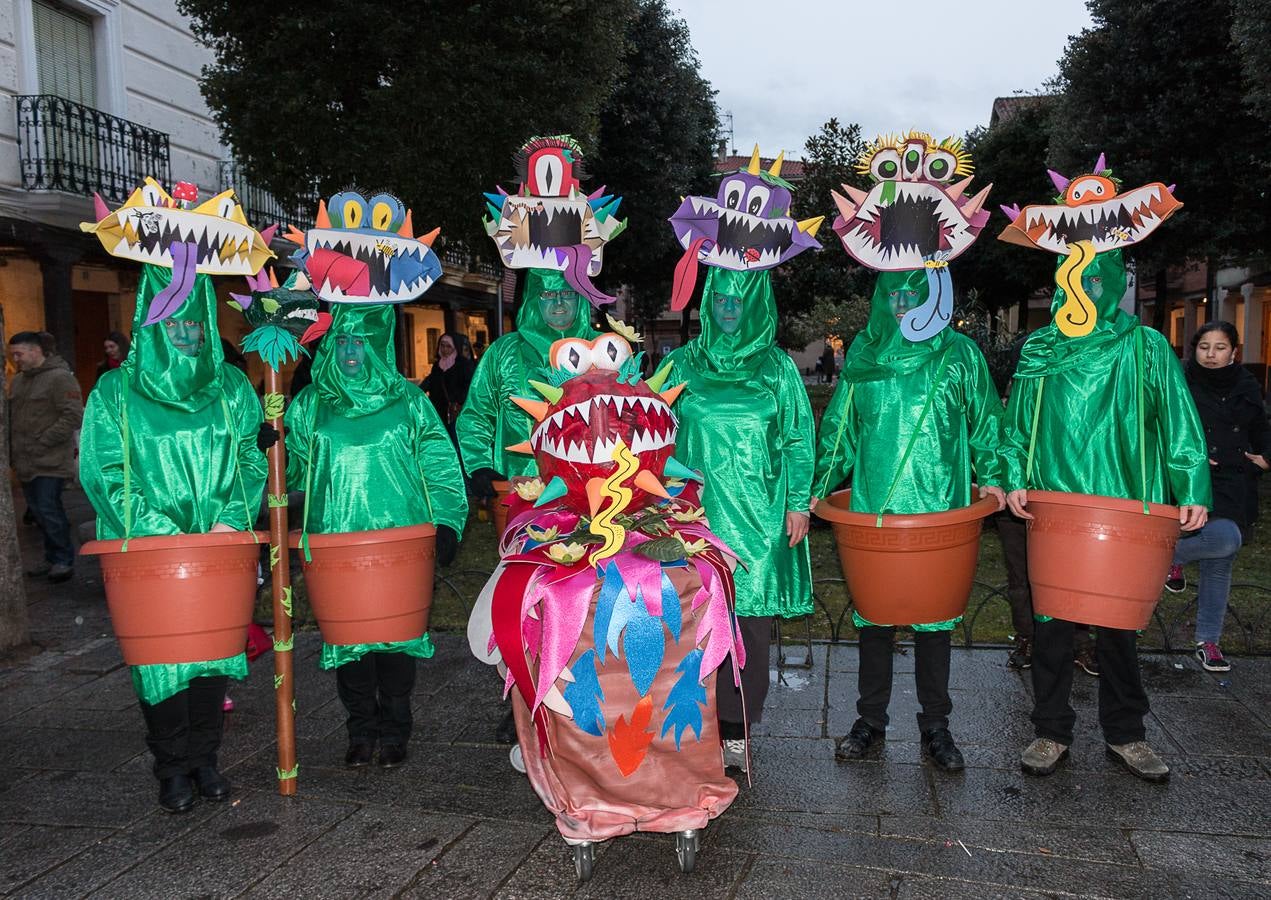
[2,494,1268,898]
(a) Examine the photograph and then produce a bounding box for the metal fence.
[442,243,501,280]
[218,160,316,232]
[16,94,170,203]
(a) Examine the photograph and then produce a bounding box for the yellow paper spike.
[511,396,550,422]
[632,469,671,500]
[746,145,762,175]
[768,151,785,178]
[797,215,825,237]
[1055,240,1097,338]
[659,383,685,407]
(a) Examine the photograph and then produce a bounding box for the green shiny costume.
[813,269,1004,631]
[81,266,266,703]
[662,268,814,619]
[285,304,468,670]
[1002,249,1210,507]
[457,269,597,479]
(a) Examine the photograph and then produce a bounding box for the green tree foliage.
[1049,0,1270,327]
[775,118,873,349]
[951,96,1059,325]
[588,0,719,334]
[177,0,635,249]
[1232,0,1271,125]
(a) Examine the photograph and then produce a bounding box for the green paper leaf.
[274,673,284,688]
[270,544,281,570]
[281,586,293,617]
[273,634,294,652]
[244,326,304,371]
[268,493,288,508]
[264,391,286,420]
[277,764,299,780]
[261,297,281,314]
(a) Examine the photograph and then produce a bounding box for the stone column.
[1242,283,1262,363]
[36,243,82,358]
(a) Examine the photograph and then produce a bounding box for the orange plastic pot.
[289,523,436,645]
[813,490,999,626]
[491,479,512,536]
[80,531,267,666]
[1026,491,1180,630]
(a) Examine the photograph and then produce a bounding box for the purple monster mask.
[668,146,823,311]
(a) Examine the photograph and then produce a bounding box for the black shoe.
[921,728,966,772]
[495,709,517,745]
[158,774,196,813]
[345,742,374,768]
[834,721,883,761]
[1007,637,1032,670]
[190,766,231,801]
[378,743,407,768]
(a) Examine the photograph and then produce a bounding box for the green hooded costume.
[457,269,597,479]
[812,269,1005,631]
[1002,249,1210,507]
[81,266,267,704]
[661,268,814,619]
[285,304,468,670]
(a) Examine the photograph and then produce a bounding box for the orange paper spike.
[284,225,306,246]
[315,199,331,229]
[511,396,550,422]
[607,696,655,777]
[417,227,440,247]
[585,478,606,518]
[397,209,413,237]
[267,267,279,288]
[505,441,533,455]
[659,383,685,407]
[632,469,670,500]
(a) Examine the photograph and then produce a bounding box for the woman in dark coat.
[420,331,474,444]
[1167,321,1269,671]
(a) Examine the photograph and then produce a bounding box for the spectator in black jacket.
[420,332,474,445]
[1166,321,1269,672]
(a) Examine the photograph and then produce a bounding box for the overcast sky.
[668,0,1094,158]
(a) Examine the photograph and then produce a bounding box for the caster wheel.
[574,842,594,882]
[675,830,698,873]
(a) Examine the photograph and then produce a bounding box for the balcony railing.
[441,243,501,280]
[16,94,171,203]
[219,160,316,232]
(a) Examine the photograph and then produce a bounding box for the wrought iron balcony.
[218,160,315,232]
[441,242,501,280]
[16,94,170,203]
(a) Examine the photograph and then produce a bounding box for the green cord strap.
[814,383,855,500]
[299,400,318,563]
[876,348,953,527]
[220,394,259,539]
[121,388,132,551]
[1024,377,1046,486]
[1135,327,1149,515]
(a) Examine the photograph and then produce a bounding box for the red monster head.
[507,333,689,517]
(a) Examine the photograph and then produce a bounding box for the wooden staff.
[263,366,298,794]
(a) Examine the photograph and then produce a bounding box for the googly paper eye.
[552,338,593,375]
[870,148,902,182]
[590,334,632,371]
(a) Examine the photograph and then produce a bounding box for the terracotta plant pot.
[289,523,436,645]
[491,479,512,536]
[80,531,267,666]
[813,490,999,626]
[1026,491,1180,630]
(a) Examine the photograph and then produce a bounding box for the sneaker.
[48,563,73,583]
[1074,644,1099,677]
[722,738,747,773]
[1165,565,1185,593]
[1106,741,1169,782]
[1195,642,1231,673]
[509,743,526,774]
[1020,738,1069,776]
[1007,637,1032,670]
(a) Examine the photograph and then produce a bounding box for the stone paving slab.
[2,506,1269,899]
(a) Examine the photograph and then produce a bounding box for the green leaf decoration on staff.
[270,543,281,570]
[273,634,294,652]
[281,586,293,617]
[277,764,299,780]
[274,673,284,689]
[264,391,286,420]
[268,492,287,508]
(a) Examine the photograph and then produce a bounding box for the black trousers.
[994,512,1034,639]
[336,651,416,747]
[1030,618,1148,745]
[138,675,228,780]
[717,615,771,738]
[855,627,952,734]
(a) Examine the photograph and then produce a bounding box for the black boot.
[158,773,196,813]
[834,720,884,760]
[921,728,966,772]
[190,766,231,801]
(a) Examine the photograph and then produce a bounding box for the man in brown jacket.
[8,332,83,582]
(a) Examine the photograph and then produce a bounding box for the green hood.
[690,267,777,378]
[123,265,225,411]
[1015,249,1136,379]
[310,304,407,417]
[841,269,955,384]
[515,268,596,357]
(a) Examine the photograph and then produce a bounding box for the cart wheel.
[574,842,594,882]
[675,830,698,874]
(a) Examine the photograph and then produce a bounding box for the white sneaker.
[722,738,747,772]
[509,743,526,775]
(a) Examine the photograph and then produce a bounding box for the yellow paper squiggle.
[1055,239,1097,338]
[588,440,638,566]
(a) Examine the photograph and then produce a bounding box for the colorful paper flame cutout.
[287,190,442,304]
[80,177,277,326]
[483,135,627,307]
[831,131,991,272]
[668,146,823,312]
[230,267,332,369]
[507,333,684,517]
[997,154,1181,256]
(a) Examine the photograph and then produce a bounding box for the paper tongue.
[670,236,712,311]
[143,241,199,326]
[554,244,614,307]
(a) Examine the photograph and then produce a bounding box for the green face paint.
[711,292,744,334]
[335,334,367,378]
[539,289,581,332]
[887,288,923,322]
[1080,273,1105,302]
[163,317,204,357]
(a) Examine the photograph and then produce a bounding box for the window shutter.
[33,1,97,108]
